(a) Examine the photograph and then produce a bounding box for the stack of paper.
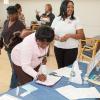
[56,85,100,99]
[36,75,61,86]
[0,94,22,100]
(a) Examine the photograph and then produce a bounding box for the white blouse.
[51,16,83,49]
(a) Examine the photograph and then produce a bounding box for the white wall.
[0,0,61,26]
[0,0,100,37]
[75,0,100,37]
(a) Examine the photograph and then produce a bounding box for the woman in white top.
[51,0,85,68]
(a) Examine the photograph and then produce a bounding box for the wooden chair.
[30,21,40,31]
[31,24,40,31]
[78,38,100,62]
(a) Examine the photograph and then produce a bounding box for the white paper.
[54,61,82,84]
[56,85,100,99]
[36,75,61,86]
[20,91,31,97]
[20,84,38,97]
[0,94,22,100]
[21,84,37,92]
[54,67,72,78]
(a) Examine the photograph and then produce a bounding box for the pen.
[49,72,62,77]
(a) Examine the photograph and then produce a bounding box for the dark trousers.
[54,46,78,69]
[12,63,40,88]
[7,51,18,89]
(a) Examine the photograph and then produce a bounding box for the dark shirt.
[36,12,55,26]
[0,20,25,52]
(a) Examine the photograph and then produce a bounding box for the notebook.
[36,75,61,86]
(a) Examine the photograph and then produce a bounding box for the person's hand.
[37,74,47,82]
[60,34,71,42]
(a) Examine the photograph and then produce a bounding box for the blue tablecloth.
[1,62,100,100]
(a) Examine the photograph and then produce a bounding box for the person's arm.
[16,21,26,39]
[49,13,55,26]
[60,29,85,42]
[36,15,41,21]
[19,21,26,30]
[20,29,33,38]
[21,53,46,81]
[20,39,38,79]
[20,39,46,81]
[35,10,41,21]
[60,18,85,42]
[69,29,85,39]
[36,12,41,21]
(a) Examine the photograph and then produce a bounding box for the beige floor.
[0,45,57,94]
[0,49,11,93]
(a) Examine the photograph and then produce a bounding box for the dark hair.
[15,3,21,10]
[59,0,75,20]
[35,26,55,42]
[6,6,18,14]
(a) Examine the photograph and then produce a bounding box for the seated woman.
[11,26,55,88]
[36,4,55,26]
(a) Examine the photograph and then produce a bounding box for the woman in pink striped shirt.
[11,26,54,88]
